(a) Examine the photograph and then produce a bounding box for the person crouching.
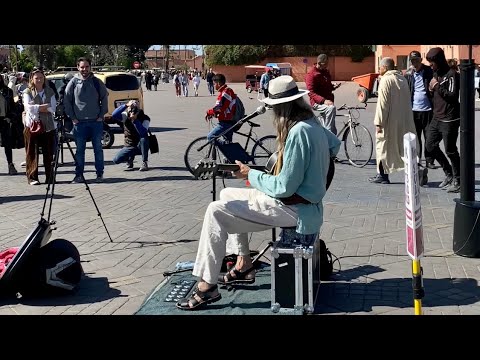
[112,100,150,171]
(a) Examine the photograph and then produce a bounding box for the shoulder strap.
[92,76,101,96]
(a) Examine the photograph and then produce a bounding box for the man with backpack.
[205,74,243,144]
[64,57,108,183]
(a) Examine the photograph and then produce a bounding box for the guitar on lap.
[193,152,334,191]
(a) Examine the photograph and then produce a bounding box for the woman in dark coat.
[0,75,21,175]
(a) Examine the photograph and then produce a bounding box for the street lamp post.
[452,44,480,257]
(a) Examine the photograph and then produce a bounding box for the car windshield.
[104,74,139,91]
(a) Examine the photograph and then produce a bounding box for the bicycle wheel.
[184,136,221,176]
[251,135,277,167]
[343,124,373,168]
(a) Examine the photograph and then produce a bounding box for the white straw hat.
[262,75,309,106]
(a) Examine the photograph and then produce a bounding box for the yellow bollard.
[412,259,424,315]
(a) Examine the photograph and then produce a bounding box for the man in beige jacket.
[369,57,425,185]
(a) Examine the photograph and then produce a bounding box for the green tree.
[204,45,374,65]
[13,51,36,72]
[55,45,88,67]
[123,45,151,68]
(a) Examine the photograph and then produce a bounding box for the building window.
[397,55,408,70]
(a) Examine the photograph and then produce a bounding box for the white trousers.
[192,187,299,284]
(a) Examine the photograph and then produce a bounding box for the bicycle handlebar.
[337,103,367,111]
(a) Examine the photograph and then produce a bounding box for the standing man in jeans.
[404,51,435,170]
[64,57,108,183]
[305,54,340,135]
[206,68,215,96]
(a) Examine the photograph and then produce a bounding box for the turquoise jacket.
[248,117,341,234]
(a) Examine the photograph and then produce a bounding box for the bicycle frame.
[204,120,261,158]
[335,105,365,142]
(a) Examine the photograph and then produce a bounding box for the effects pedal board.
[164,279,197,302]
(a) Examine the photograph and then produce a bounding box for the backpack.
[231,95,246,132]
[319,239,333,281]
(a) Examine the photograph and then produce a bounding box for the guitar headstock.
[193,159,217,180]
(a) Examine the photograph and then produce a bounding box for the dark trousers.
[24,128,55,183]
[413,110,433,164]
[425,118,460,180]
[263,88,269,98]
[4,146,12,164]
[378,161,389,180]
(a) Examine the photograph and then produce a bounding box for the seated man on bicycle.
[205,73,237,144]
[305,54,340,135]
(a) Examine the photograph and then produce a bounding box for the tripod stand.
[45,116,113,242]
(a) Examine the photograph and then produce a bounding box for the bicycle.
[184,118,276,177]
[322,103,373,168]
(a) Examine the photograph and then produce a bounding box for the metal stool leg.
[251,227,276,266]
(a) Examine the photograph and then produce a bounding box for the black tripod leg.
[64,139,113,242]
[60,140,64,165]
[45,131,63,222]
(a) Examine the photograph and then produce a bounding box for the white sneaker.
[139,162,149,171]
[29,180,40,186]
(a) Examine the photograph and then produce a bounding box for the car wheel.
[102,126,115,149]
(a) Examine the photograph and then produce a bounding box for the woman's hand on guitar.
[233,160,250,179]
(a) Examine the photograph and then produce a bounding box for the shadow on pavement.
[80,239,197,256]
[100,176,193,183]
[149,127,187,133]
[316,265,480,313]
[0,275,123,307]
[0,194,74,204]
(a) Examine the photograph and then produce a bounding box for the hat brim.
[262,89,309,106]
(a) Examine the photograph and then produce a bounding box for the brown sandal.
[176,285,221,311]
[218,267,256,285]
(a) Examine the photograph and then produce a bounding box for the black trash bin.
[453,199,480,257]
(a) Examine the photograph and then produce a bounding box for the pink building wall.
[375,45,480,72]
[210,56,375,83]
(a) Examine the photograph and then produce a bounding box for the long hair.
[271,97,314,174]
[28,70,46,94]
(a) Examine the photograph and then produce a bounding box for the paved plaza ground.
[1,80,479,315]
